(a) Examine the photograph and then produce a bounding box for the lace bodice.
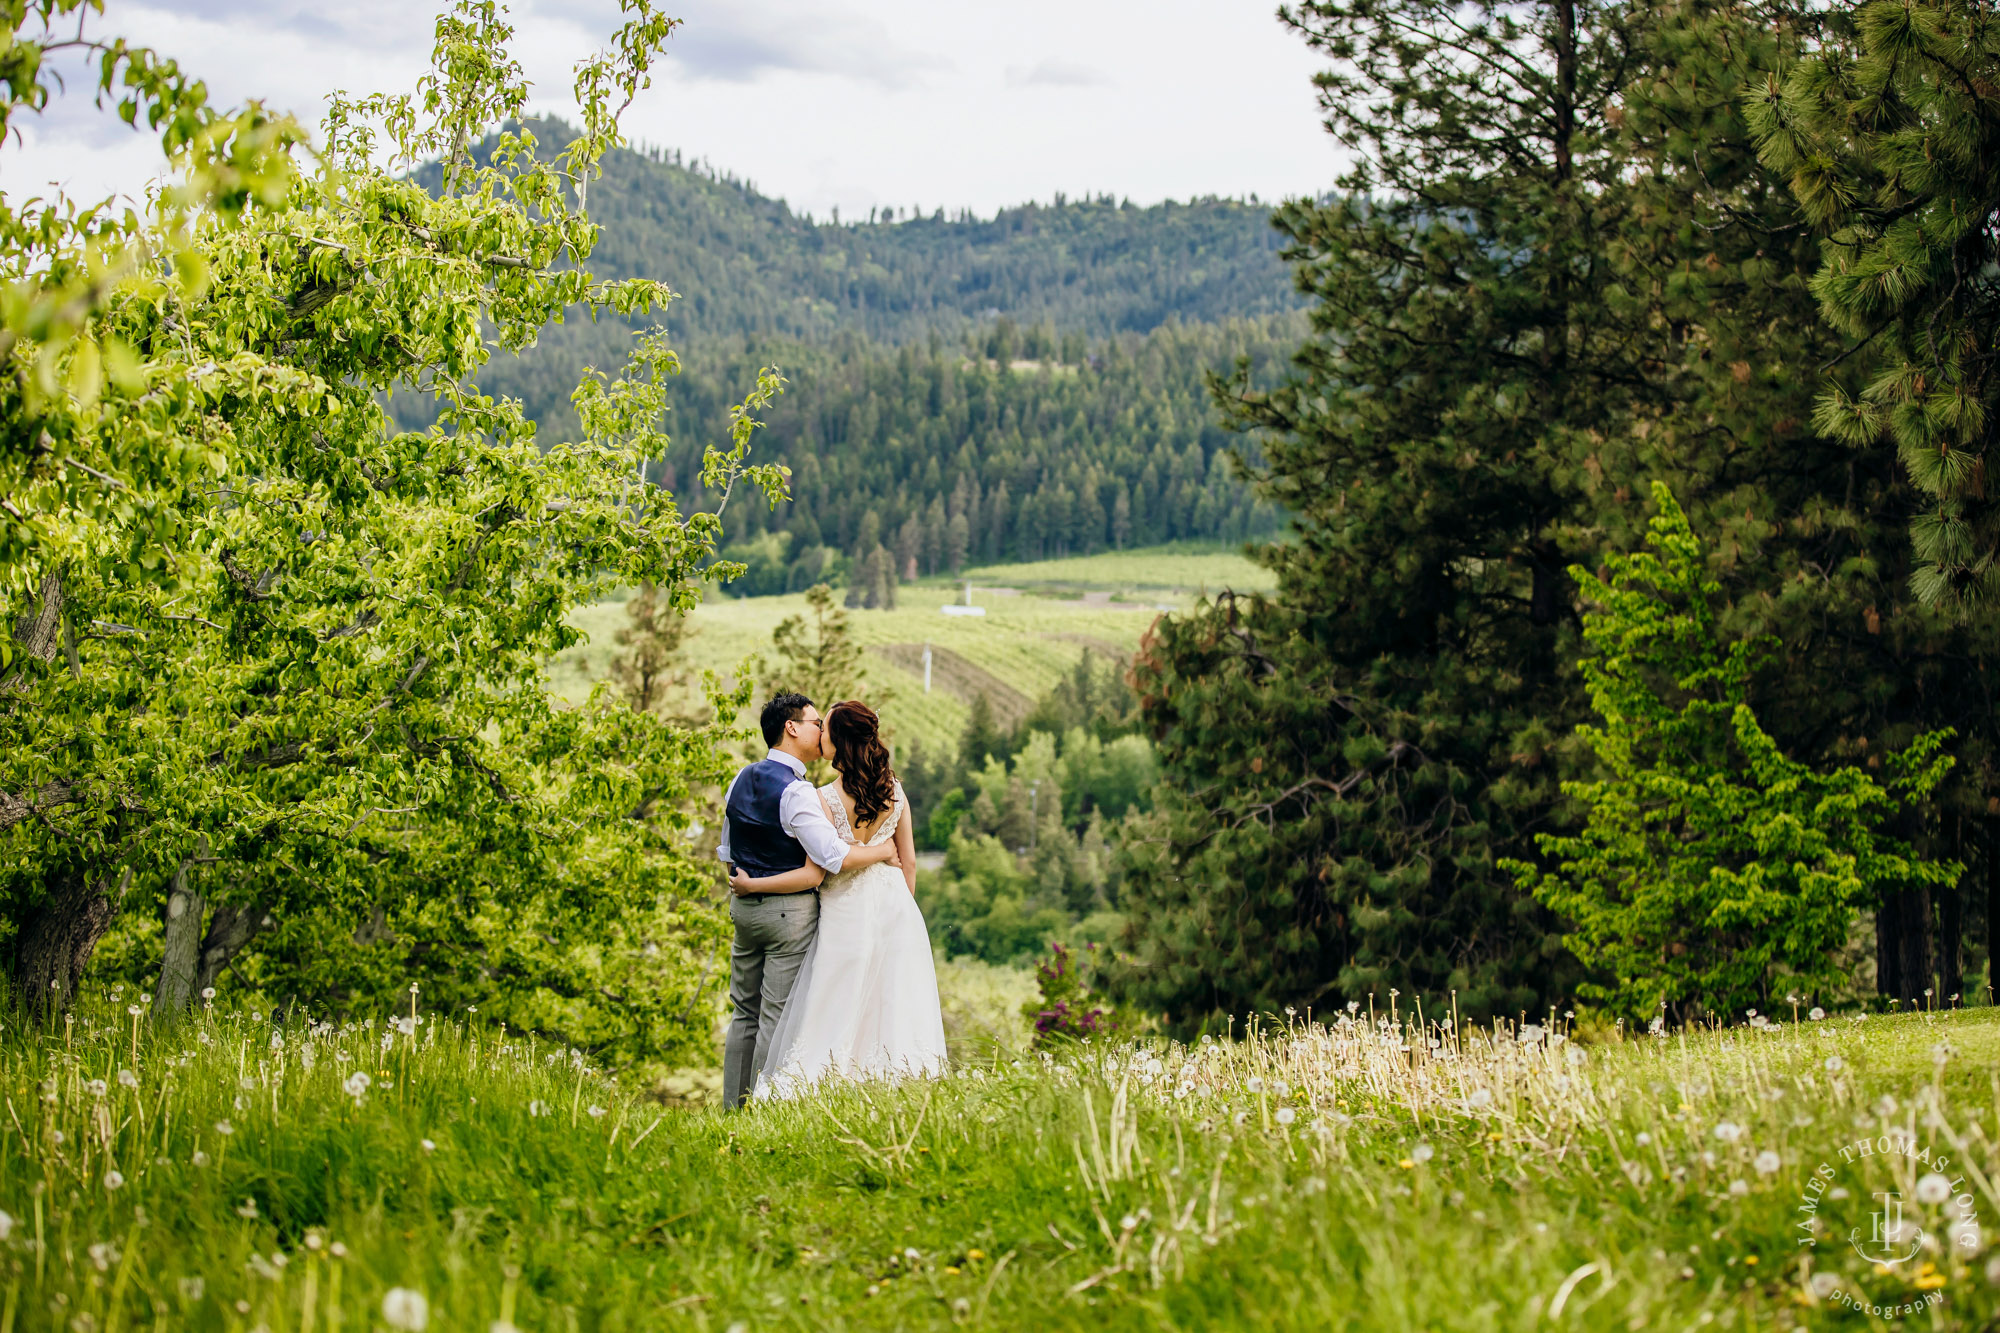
[821,779,904,847]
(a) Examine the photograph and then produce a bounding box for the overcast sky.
[6,0,1342,220]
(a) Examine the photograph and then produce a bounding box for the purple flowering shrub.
[1023,941,1127,1046]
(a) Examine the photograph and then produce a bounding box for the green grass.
[7,998,1999,1330]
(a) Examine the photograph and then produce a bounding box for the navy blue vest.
[725,758,810,877]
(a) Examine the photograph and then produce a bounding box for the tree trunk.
[13,867,123,1015]
[193,900,270,996]
[1987,816,2000,1005]
[1936,816,1964,1005]
[152,861,206,1017]
[1875,884,1934,1007]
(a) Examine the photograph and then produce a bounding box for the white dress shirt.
[715,749,849,874]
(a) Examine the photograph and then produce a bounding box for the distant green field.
[954,544,1276,594]
[549,551,1225,757]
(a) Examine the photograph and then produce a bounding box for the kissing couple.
[717,692,948,1106]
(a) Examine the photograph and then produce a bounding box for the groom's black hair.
[761,692,813,747]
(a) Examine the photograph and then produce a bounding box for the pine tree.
[768,584,869,708]
[1114,0,1652,1028]
[1749,0,2000,608]
[608,581,696,718]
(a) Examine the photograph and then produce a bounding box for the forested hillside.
[428,121,1306,569]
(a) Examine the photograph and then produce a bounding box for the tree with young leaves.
[1506,485,1957,1021]
[0,0,787,1056]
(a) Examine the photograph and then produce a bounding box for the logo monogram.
[1849,1191,1924,1265]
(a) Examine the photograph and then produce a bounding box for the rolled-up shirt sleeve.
[780,780,848,873]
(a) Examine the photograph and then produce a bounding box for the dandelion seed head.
[1916,1173,1952,1205]
[1825,1055,1845,1073]
[1754,1151,1781,1175]
[1411,1142,1434,1163]
[102,1171,124,1191]
[213,1120,234,1136]
[1275,1107,1296,1125]
[1809,1007,1825,1021]
[381,1287,429,1331]
[1728,1179,1749,1197]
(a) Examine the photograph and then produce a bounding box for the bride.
[728,700,947,1097]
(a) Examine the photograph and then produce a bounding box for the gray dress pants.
[723,892,820,1108]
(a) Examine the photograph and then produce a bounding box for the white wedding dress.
[755,779,948,1099]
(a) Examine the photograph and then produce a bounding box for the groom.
[716,693,890,1107]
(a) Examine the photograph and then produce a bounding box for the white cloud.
[1005,60,1106,89]
[4,0,1342,222]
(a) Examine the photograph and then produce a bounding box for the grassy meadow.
[547,545,1275,756]
[6,995,1998,1331]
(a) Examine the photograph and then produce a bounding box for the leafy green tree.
[0,0,786,1051]
[1508,485,1956,1021]
[1749,0,2000,608]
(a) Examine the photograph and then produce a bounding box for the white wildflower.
[214,1120,234,1136]
[102,1171,124,1191]
[1275,1107,1296,1125]
[191,1151,210,1168]
[1713,1122,1744,1143]
[1916,1173,1952,1205]
[343,1072,371,1099]
[420,1139,437,1153]
[116,1069,137,1089]
[1824,1055,1845,1073]
[1808,1007,1825,1021]
[1754,1151,1781,1175]
[381,1287,429,1331]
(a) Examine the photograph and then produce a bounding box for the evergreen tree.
[1507,485,1956,1022]
[1750,0,2000,608]
[768,584,869,708]
[609,581,697,719]
[1114,0,1651,1028]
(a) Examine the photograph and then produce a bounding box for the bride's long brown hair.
[826,701,896,826]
